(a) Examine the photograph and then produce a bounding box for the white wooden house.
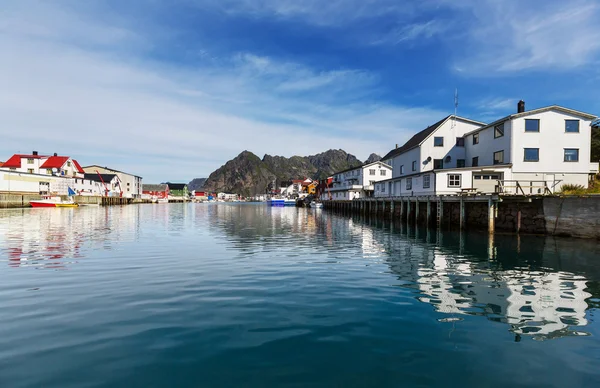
[325,161,392,200]
[375,102,599,197]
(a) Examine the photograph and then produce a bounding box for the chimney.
[518,100,525,113]
[32,151,38,156]
[53,153,57,157]
[395,144,398,149]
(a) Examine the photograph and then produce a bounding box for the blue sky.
[1,0,600,182]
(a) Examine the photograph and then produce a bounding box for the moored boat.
[30,196,78,208]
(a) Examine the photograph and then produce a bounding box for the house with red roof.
[1,151,85,178]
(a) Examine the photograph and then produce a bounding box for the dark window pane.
[494,123,504,138]
[433,159,444,169]
[493,151,504,164]
[524,148,539,161]
[565,120,579,133]
[525,119,540,132]
[472,157,479,167]
[457,159,465,168]
[434,137,444,147]
[456,137,465,147]
[473,133,479,144]
[564,149,579,162]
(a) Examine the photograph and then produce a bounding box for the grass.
[559,176,600,195]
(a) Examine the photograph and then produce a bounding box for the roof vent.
[518,100,525,113]
[32,151,38,156]
[53,153,57,157]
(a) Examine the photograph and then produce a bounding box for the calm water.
[1,204,599,387]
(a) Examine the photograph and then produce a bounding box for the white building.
[375,103,599,197]
[325,161,392,200]
[82,165,143,198]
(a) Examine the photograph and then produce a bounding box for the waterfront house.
[83,165,143,199]
[142,184,169,200]
[2,151,85,178]
[165,183,188,200]
[83,173,122,196]
[324,161,392,201]
[375,102,599,197]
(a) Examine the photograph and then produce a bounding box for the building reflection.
[0,206,141,269]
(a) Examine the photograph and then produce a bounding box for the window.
[46,169,52,174]
[10,167,16,171]
[433,159,443,169]
[412,161,417,171]
[369,180,375,185]
[565,120,580,133]
[27,158,34,164]
[473,133,479,145]
[524,148,539,162]
[494,123,504,138]
[434,137,444,147]
[525,119,540,132]
[127,182,131,186]
[381,184,385,193]
[67,161,72,167]
[380,170,386,176]
[448,174,461,188]
[400,165,404,174]
[369,169,375,175]
[423,174,431,188]
[493,150,504,164]
[564,148,579,162]
[27,168,34,174]
[457,159,466,168]
[406,177,412,190]
[472,157,479,167]
[456,137,465,147]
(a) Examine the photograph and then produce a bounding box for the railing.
[497,180,560,195]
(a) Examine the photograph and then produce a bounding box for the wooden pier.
[322,195,527,234]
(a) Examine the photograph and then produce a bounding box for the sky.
[1,0,600,182]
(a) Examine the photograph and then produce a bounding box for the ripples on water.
[0,204,599,387]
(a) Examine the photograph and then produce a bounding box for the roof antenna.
[452,88,458,128]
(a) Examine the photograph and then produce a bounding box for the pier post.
[459,196,465,230]
[488,198,496,234]
[516,205,522,234]
[426,198,431,228]
[407,198,412,224]
[390,199,395,216]
[415,198,420,225]
[400,198,404,220]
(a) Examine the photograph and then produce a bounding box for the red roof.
[2,154,44,168]
[0,161,4,167]
[40,156,70,169]
[72,159,85,173]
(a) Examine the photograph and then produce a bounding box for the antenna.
[452,88,458,128]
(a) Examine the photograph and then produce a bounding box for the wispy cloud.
[446,0,600,74]
[371,20,447,46]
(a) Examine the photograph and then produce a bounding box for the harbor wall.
[0,193,41,208]
[324,196,600,239]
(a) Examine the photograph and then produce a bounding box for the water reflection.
[0,206,142,268]
[206,204,599,341]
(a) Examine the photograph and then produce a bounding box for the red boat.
[30,196,79,208]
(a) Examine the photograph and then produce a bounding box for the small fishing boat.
[30,196,78,208]
[30,187,79,208]
[311,202,323,208]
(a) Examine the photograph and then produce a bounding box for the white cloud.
[371,20,447,46]
[0,1,447,182]
[446,0,600,73]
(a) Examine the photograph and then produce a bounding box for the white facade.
[375,105,598,197]
[0,169,104,196]
[325,161,392,201]
[83,165,143,198]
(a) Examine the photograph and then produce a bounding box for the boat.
[30,195,78,208]
[311,202,323,208]
[267,198,296,207]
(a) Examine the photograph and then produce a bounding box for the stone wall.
[543,196,600,239]
[0,193,41,208]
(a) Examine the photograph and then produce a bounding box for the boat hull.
[30,201,79,208]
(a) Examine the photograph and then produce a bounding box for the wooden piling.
[459,196,465,230]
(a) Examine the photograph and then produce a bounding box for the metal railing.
[497,180,561,195]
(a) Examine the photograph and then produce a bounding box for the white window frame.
[369,169,376,175]
[406,178,412,190]
[448,174,461,188]
[564,148,579,162]
[423,174,431,189]
[494,123,504,138]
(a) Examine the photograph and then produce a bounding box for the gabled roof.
[464,105,598,136]
[2,154,43,168]
[332,160,392,176]
[84,173,118,183]
[381,115,486,161]
[143,184,168,191]
[72,159,85,174]
[40,156,70,169]
[0,161,3,167]
[82,165,142,178]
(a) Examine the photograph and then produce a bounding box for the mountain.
[201,149,363,196]
[365,153,381,164]
[188,178,207,191]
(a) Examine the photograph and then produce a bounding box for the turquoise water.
[0,203,599,387]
